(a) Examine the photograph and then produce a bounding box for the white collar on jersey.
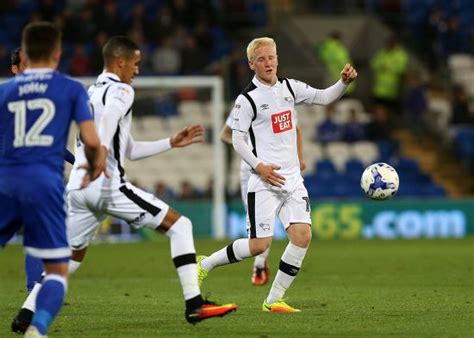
[252,75,282,89]
[23,68,55,73]
[99,71,121,82]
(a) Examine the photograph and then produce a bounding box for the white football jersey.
[231,76,312,180]
[67,72,134,191]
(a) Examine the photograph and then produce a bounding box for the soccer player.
[9,46,77,297]
[220,116,306,286]
[1,22,103,337]
[198,37,357,312]
[12,35,237,332]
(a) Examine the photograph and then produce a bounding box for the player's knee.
[166,215,193,237]
[293,227,312,248]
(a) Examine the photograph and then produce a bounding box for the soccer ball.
[360,162,399,200]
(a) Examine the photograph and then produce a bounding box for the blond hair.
[246,37,276,61]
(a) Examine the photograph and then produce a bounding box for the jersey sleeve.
[107,83,135,115]
[289,78,346,105]
[288,79,317,105]
[225,109,234,128]
[231,95,253,133]
[72,82,94,124]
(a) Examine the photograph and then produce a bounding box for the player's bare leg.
[158,208,237,323]
[263,223,311,313]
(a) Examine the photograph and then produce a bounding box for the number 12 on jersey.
[8,98,56,147]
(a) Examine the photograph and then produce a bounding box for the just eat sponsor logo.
[271,110,292,133]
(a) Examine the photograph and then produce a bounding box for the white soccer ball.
[360,162,399,200]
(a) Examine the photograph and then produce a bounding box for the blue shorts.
[0,166,70,260]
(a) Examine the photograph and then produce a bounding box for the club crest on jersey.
[271,110,292,133]
[233,103,240,119]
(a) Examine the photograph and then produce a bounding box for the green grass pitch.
[1,238,473,337]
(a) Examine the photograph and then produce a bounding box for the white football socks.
[201,238,252,272]
[166,216,200,300]
[266,242,308,304]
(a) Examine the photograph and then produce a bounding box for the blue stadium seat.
[314,159,337,181]
[345,159,364,182]
[377,140,399,162]
[421,184,446,197]
[455,127,474,161]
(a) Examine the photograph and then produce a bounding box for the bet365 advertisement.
[225,199,474,240]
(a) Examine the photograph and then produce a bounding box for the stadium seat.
[447,54,473,71]
[351,141,379,166]
[376,140,399,162]
[325,142,352,172]
[302,142,324,174]
[427,97,452,133]
[345,159,365,182]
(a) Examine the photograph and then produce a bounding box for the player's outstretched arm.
[125,124,204,161]
[305,64,358,106]
[170,124,205,148]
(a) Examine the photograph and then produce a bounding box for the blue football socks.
[31,274,67,335]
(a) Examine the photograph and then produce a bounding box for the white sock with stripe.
[201,238,252,272]
[266,242,308,304]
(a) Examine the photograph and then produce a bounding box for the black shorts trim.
[119,185,161,216]
[247,192,256,238]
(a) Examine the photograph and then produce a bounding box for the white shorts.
[246,174,312,238]
[67,182,170,250]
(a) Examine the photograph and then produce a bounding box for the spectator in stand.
[152,35,181,75]
[154,181,176,201]
[403,71,428,139]
[450,85,474,126]
[69,44,91,76]
[438,16,470,60]
[367,104,392,141]
[126,3,147,35]
[90,31,109,73]
[180,35,209,74]
[318,31,355,94]
[97,1,124,37]
[343,108,367,142]
[178,180,201,200]
[371,37,408,114]
[313,105,343,144]
[227,47,253,99]
[147,4,176,42]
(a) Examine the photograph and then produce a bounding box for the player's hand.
[340,63,357,85]
[255,163,286,188]
[299,158,307,171]
[171,125,205,148]
[79,146,109,188]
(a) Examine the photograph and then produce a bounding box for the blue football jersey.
[0,69,92,173]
